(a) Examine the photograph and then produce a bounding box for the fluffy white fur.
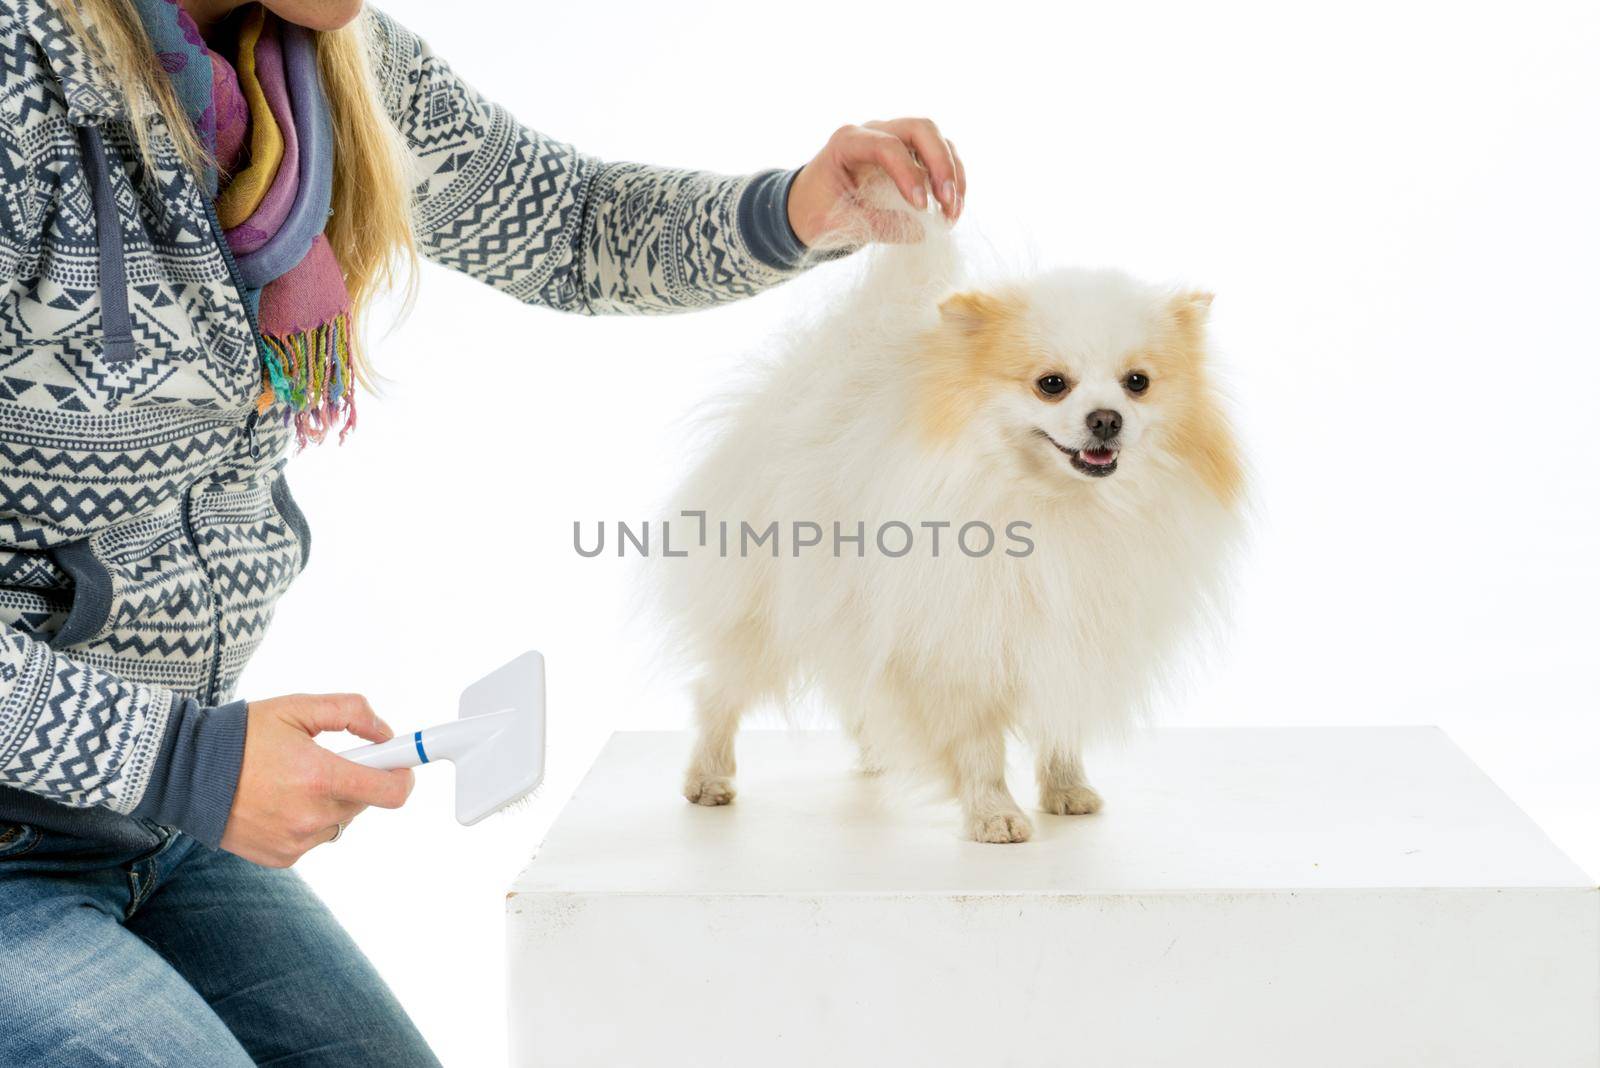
[659,208,1245,842]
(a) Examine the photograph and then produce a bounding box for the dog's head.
[919,268,1242,507]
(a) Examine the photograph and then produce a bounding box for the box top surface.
[510,728,1594,896]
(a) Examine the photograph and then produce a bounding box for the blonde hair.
[54,0,416,390]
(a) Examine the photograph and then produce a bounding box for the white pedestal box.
[506,729,1598,1067]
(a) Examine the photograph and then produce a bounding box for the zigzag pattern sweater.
[0,3,811,847]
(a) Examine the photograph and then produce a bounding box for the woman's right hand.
[220,694,415,867]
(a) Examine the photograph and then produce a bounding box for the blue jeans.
[0,818,440,1067]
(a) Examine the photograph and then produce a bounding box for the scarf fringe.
[255,312,357,448]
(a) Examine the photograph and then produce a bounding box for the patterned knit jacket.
[0,2,811,847]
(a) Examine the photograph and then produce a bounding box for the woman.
[0,0,964,1062]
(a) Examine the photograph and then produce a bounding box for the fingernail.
[913,184,927,210]
[942,180,956,209]
[376,718,394,740]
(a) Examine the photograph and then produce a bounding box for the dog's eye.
[1036,374,1068,397]
[1124,372,1150,395]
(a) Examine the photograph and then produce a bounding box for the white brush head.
[452,650,546,825]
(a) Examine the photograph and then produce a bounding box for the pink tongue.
[1081,449,1116,465]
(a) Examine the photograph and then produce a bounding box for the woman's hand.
[787,118,967,247]
[220,694,414,868]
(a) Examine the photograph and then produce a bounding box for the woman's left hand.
[787,118,966,247]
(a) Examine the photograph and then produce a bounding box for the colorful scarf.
[135,0,356,445]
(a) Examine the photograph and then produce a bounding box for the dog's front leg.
[683,680,743,806]
[1036,746,1104,816]
[949,730,1033,843]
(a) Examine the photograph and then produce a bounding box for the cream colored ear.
[1170,289,1215,327]
[938,290,1007,332]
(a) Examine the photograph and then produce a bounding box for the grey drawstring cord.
[78,125,136,366]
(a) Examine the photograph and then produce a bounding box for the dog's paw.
[683,774,737,807]
[1040,783,1103,816]
[968,810,1034,844]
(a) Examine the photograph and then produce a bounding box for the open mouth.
[1037,430,1119,477]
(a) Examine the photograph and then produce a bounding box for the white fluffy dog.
[659,209,1244,843]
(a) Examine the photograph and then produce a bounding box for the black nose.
[1086,409,1122,441]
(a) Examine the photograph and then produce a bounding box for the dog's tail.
[798,175,966,336]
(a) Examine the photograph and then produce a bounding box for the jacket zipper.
[178,489,225,706]
[198,192,267,459]
[185,189,271,704]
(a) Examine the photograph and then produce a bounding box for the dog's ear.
[1168,290,1215,330]
[938,290,1009,333]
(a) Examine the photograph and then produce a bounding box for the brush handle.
[338,711,514,769]
[341,731,430,770]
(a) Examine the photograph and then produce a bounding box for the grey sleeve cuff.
[737,167,810,271]
[129,695,250,848]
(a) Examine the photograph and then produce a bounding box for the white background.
[237,1,1600,1063]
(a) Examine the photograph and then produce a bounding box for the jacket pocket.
[0,548,73,643]
[270,468,312,572]
[50,538,116,648]
[185,469,305,703]
[43,509,216,703]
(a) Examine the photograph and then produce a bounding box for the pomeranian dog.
[659,206,1244,843]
